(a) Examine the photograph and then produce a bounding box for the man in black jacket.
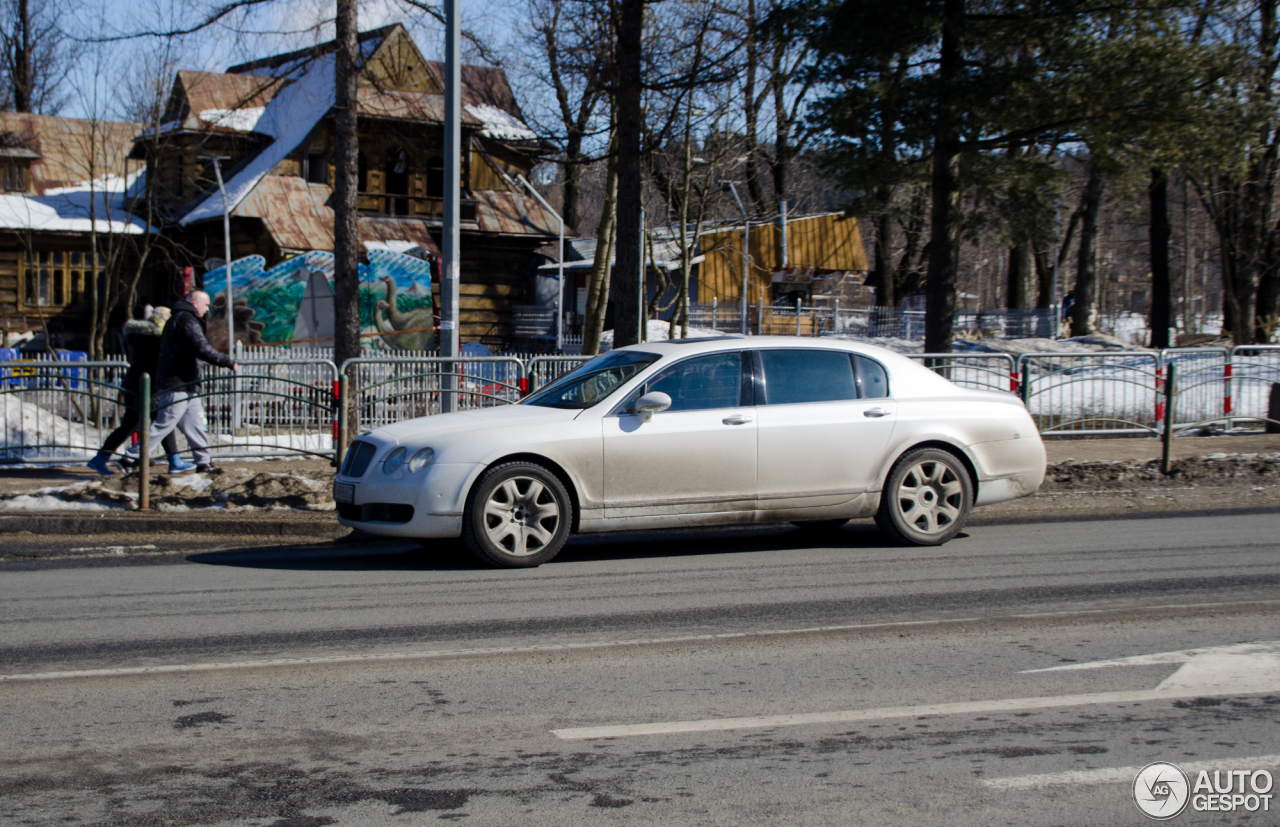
[121,291,237,473]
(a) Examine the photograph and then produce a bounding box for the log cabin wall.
[697,213,868,303]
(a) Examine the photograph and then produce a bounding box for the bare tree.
[0,0,77,113]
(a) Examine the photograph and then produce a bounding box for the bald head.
[187,291,210,318]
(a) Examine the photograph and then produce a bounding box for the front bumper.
[334,462,479,538]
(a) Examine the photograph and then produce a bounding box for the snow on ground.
[2,398,104,460]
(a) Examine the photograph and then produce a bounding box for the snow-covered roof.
[179,55,335,227]
[0,171,152,234]
[465,103,536,141]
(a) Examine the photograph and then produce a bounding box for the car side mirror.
[633,391,672,422]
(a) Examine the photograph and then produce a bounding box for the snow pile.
[2,399,103,460]
[0,468,336,512]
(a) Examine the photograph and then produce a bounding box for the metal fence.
[4,344,1279,465]
[198,359,338,459]
[909,353,1018,395]
[1017,352,1163,435]
[341,356,526,432]
[1229,345,1280,429]
[1,357,129,463]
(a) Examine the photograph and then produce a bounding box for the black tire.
[874,447,973,546]
[462,462,572,567]
[791,519,849,533]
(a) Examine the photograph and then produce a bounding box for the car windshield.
[522,351,661,410]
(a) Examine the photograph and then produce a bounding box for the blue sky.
[64,0,524,120]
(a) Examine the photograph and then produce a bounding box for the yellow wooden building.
[696,212,868,305]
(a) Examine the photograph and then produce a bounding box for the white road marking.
[67,544,159,554]
[1023,641,1280,673]
[551,638,1280,740]
[983,755,1280,791]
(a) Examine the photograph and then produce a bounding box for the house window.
[23,250,105,309]
[426,155,443,197]
[304,150,328,185]
[0,163,25,192]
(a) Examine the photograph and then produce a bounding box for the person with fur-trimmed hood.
[118,291,238,474]
[87,307,189,475]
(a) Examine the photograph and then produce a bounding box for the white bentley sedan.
[334,337,1046,567]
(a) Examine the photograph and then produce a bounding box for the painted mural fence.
[202,249,436,351]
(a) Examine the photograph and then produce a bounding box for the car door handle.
[722,414,753,425]
[863,407,892,418]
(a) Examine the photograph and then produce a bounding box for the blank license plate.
[333,482,355,504]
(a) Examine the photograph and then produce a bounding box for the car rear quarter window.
[759,349,858,405]
[854,355,889,398]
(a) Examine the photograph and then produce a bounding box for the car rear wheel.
[874,448,972,546]
[462,462,571,567]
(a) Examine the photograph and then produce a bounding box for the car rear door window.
[759,349,858,405]
[640,351,745,412]
[854,355,889,398]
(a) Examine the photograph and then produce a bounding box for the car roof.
[613,336,899,360]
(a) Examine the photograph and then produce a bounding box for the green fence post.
[1162,363,1175,475]
[139,372,150,510]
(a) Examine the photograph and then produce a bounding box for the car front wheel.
[874,448,973,546]
[462,462,571,567]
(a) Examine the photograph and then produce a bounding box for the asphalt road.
[1,512,1279,825]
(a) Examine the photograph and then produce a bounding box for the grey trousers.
[124,390,211,465]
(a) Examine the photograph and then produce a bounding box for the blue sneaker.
[168,455,197,475]
[87,453,115,476]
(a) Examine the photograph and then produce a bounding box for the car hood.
[366,404,584,446]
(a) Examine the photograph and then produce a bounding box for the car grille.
[337,503,415,523]
[341,441,377,478]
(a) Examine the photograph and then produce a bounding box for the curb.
[0,513,346,537]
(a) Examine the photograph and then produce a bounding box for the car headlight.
[408,447,435,473]
[382,447,408,475]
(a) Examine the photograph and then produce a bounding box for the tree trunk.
[1149,167,1172,349]
[1071,163,1106,338]
[611,0,643,350]
[332,0,361,383]
[1033,251,1054,309]
[922,0,963,354]
[1258,222,1280,341]
[1006,243,1029,310]
[583,127,618,356]
[563,131,583,232]
[12,0,32,113]
[873,207,894,309]
[743,0,765,213]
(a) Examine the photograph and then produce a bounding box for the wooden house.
[132,23,563,347]
[0,113,148,346]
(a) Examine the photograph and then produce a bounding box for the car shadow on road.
[185,521,923,573]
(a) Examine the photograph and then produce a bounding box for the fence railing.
[909,353,1019,395]
[4,344,1279,466]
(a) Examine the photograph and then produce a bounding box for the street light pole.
[200,155,234,353]
[441,0,461,412]
[726,182,748,334]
